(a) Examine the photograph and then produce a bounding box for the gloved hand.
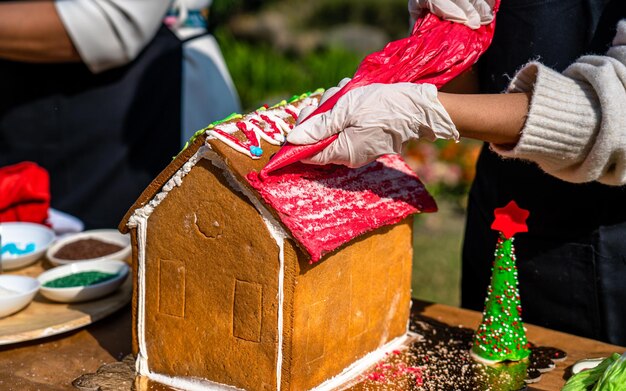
[409,0,495,30]
[287,82,459,168]
[297,77,352,126]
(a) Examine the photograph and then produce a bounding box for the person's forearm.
[437,92,531,146]
[439,67,480,94]
[0,1,80,63]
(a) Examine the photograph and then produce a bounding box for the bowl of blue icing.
[0,222,55,270]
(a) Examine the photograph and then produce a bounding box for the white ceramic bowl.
[46,229,131,266]
[37,259,129,303]
[0,222,56,270]
[0,275,40,318]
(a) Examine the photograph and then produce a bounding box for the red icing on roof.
[246,155,437,262]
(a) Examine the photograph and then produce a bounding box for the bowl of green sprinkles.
[37,259,129,303]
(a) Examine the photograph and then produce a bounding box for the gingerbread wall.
[285,219,414,390]
[142,159,281,390]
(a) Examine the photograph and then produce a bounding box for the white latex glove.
[297,77,352,125]
[408,0,495,29]
[287,83,458,168]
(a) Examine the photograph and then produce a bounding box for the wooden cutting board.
[0,257,131,345]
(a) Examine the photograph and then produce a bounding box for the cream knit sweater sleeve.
[492,20,626,186]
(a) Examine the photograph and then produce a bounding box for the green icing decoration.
[43,271,118,288]
[472,233,530,362]
[177,113,242,157]
[176,126,208,159]
[287,89,324,103]
[212,112,243,126]
[288,92,308,103]
[270,99,288,109]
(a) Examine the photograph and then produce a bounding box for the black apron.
[0,26,182,229]
[462,0,626,345]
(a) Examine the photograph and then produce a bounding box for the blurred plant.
[210,0,411,109]
[404,139,482,207]
[215,28,362,110]
[209,0,268,28]
[210,0,409,39]
[306,0,410,39]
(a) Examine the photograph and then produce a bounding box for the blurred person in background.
[455,0,626,347]
[0,0,238,229]
[0,1,177,229]
[166,0,241,146]
[288,0,626,345]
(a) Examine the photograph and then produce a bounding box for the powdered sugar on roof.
[247,154,437,262]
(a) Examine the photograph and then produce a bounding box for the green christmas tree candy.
[471,200,531,364]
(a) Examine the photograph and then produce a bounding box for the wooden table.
[0,303,132,391]
[0,300,622,391]
[414,301,624,390]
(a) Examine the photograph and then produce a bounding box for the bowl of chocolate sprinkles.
[46,229,130,266]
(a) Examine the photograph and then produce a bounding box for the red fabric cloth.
[0,162,50,224]
[260,1,501,177]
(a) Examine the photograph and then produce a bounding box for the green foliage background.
[214,30,362,110]
[210,0,408,110]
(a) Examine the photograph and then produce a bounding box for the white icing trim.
[297,96,321,110]
[309,332,422,391]
[276,244,285,390]
[128,149,206,228]
[285,104,299,114]
[262,112,292,135]
[146,372,245,391]
[248,114,284,145]
[468,348,529,366]
[135,216,149,376]
[213,121,239,134]
[143,335,422,391]
[206,129,257,159]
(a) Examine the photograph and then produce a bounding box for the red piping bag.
[259,1,500,180]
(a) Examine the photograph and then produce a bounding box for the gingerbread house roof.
[120,92,437,262]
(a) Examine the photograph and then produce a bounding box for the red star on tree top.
[491,201,529,239]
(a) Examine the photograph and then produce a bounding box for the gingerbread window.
[232,279,263,342]
[158,259,186,318]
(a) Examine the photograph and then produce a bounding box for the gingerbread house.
[119,92,437,391]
